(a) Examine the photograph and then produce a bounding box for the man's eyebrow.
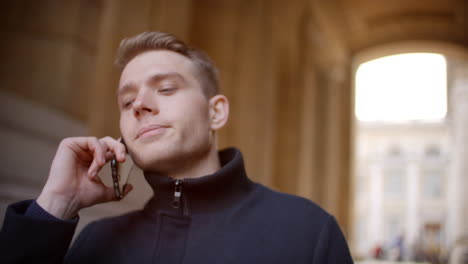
[147,72,187,87]
[116,72,187,97]
[116,83,135,97]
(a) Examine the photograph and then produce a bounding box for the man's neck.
[166,147,221,180]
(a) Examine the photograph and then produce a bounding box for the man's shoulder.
[239,183,344,249]
[252,183,332,223]
[251,185,353,263]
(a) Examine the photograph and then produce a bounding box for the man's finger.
[100,136,127,162]
[86,138,107,179]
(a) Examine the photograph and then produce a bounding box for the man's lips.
[135,125,169,139]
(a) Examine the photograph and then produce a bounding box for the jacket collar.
[142,148,254,217]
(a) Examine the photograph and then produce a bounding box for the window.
[388,145,402,158]
[384,168,406,198]
[422,169,443,199]
[425,145,441,158]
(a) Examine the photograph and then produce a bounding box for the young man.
[0,32,353,263]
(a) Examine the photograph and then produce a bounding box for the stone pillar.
[322,65,352,230]
[0,1,101,123]
[406,161,420,259]
[369,162,384,247]
[448,61,468,264]
[88,0,121,137]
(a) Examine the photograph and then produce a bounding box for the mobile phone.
[110,137,132,200]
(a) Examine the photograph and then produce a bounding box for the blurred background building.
[354,121,450,261]
[1,0,468,263]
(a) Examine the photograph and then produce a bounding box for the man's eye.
[123,101,133,108]
[159,87,177,94]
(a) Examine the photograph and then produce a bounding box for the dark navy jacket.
[0,148,353,263]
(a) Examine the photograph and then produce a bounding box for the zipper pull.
[172,179,183,208]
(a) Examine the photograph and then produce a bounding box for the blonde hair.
[115,31,219,97]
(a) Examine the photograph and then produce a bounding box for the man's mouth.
[136,125,169,139]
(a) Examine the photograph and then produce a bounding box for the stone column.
[448,60,468,264]
[88,0,121,137]
[406,161,420,254]
[369,162,384,248]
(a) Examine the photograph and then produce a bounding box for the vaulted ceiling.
[313,0,468,53]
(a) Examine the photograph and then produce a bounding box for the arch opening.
[350,42,468,262]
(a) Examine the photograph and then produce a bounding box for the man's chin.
[130,150,178,173]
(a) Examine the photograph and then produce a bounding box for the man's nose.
[132,88,159,117]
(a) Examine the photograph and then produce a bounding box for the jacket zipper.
[171,179,190,216]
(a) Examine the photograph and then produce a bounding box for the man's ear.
[209,94,229,130]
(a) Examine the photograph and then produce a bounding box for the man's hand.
[36,137,133,220]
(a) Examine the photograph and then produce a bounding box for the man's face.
[118,50,214,172]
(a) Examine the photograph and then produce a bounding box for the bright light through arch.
[355,53,447,122]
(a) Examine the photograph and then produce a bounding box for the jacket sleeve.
[311,215,354,264]
[0,200,78,264]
